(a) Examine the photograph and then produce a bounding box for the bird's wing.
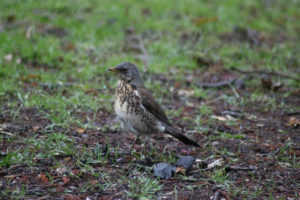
[137,86,172,127]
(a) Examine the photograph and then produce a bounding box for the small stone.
[176,156,196,171]
[154,163,176,179]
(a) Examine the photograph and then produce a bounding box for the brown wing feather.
[137,86,172,127]
[137,86,199,147]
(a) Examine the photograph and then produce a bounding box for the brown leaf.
[61,42,76,52]
[89,180,98,185]
[286,117,300,127]
[61,176,70,186]
[32,126,41,132]
[38,173,49,184]
[176,166,186,175]
[212,115,227,121]
[177,89,194,97]
[71,169,78,175]
[56,167,67,175]
[76,128,85,134]
[192,16,218,26]
[21,74,41,82]
[85,89,99,95]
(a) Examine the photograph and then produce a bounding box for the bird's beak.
[108,67,119,72]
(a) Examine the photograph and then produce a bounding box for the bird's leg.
[130,135,140,150]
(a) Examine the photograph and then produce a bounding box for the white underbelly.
[115,100,141,134]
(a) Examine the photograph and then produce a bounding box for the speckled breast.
[114,80,157,135]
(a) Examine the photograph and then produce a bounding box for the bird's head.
[109,62,143,86]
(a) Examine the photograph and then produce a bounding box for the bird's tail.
[165,126,200,147]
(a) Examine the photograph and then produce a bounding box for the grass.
[1,0,300,199]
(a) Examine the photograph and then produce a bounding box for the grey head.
[109,62,144,86]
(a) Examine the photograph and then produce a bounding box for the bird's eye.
[119,68,127,73]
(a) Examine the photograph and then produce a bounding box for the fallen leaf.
[71,169,78,175]
[64,157,71,162]
[32,126,40,132]
[207,158,224,169]
[176,166,186,175]
[56,167,67,175]
[76,128,85,134]
[211,115,227,121]
[38,173,49,184]
[21,74,41,82]
[85,89,99,95]
[286,117,300,127]
[61,176,70,186]
[192,16,218,26]
[89,180,98,185]
[177,89,194,97]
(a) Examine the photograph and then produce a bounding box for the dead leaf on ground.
[212,115,227,121]
[38,173,49,184]
[211,115,235,121]
[56,167,67,175]
[177,89,194,97]
[61,176,70,186]
[76,128,86,134]
[207,158,224,169]
[192,16,218,26]
[176,166,186,175]
[85,89,99,96]
[286,117,300,127]
[32,126,41,132]
[21,74,41,82]
[61,42,76,52]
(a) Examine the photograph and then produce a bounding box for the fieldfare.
[109,62,199,147]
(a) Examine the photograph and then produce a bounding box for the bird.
[108,62,199,148]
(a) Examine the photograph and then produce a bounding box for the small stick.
[225,165,258,172]
[0,130,13,136]
[282,111,300,116]
[197,77,237,88]
[230,67,300,82]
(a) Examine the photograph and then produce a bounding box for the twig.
[197,77,237,88]
[230,67,300,82]
[221,110,244,118]
[0,130,13,136]
[282,111,300,116]
[225,165,258,172]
